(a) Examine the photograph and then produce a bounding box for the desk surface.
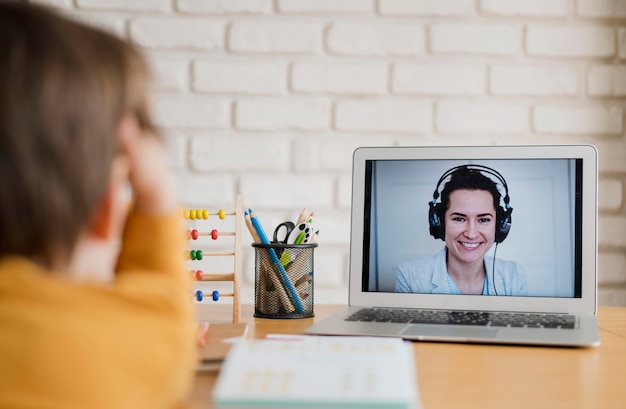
[191,305,626,409]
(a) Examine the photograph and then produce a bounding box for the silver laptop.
[305,145,600,347]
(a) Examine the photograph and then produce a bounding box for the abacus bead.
[212,290,219,301]
[184,250,191,260]
[191,229,199,240]
[202,209,209,219]
[218,209,226,219]
[196,290,203,302]
[195,209,202,220]
[183,209,190,220]
[195,270,203,281]
[189,210,196,220]
[190,250,197,260]
[211,229,218,240]
[196,250,203,260]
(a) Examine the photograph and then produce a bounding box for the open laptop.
[305,145,600,347]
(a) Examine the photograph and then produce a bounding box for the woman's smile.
[444,189,496,266]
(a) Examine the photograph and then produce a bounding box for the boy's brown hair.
[0,4,154,267]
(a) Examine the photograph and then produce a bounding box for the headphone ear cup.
[428,202,445,240]
[495,207,512,243]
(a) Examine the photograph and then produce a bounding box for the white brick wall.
[533,105,623,135]
[327,23,425,56]
[620,28,626,59]
[380,0,473,16]
[588,65,626,96]
[526,25,616,58]
[179,0,272,14]
[431,24,522,56]
[152,95,231,129]
[77,0,171,12]
[393,64,485,96]
[229,21,321,53]
[336,99,432,132]
[189,135,291,172]
[150,57,189,92]
[40,0,626,306]
[278,0,373,14]
[291,62,388,95]
[437,101,527,134]
[194,61,287,94]
[490,65,578,97]
[481,0,569,17]
[577,0,626,18]
[235,98,331,130]
[131,18,224,49]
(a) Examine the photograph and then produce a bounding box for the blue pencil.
[248,209,304,312]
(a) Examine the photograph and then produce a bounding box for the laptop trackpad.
[401,325,498,340]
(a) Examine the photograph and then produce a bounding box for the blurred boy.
[0,4,196,408]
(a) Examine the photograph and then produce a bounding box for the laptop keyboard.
[346,308,576,329]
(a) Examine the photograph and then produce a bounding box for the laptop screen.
[349,146,598,313]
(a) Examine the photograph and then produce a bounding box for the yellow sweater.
[0,211,196,409]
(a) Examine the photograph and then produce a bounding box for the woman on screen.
[394,165,526,296]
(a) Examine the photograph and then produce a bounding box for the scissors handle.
[272,221,295,244]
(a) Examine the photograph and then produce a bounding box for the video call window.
[362,158,583,299]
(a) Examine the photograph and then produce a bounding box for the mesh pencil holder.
[252,243,317,319]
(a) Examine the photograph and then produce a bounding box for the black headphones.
[428,165,513,244]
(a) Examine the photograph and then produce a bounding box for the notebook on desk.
[305,145,601,347]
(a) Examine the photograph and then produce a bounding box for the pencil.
[296,207,309,224]
[244,211,261,244]
[245,212,293,312]
[249,209,304,312]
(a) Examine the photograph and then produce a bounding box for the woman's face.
[444,189,496,266]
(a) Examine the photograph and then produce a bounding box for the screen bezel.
[348,145,598,314]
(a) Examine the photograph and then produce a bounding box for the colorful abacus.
[184,195,243,323]
[187,228,235,241]
[194,290,234,302]
[183,208,234,220]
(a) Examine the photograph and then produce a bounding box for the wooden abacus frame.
[184,194,242,323]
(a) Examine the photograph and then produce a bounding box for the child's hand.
[117,115,177,214]
[196,322,210,348]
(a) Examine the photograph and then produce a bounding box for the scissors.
[273,221,314,245]
[272,221,296,244]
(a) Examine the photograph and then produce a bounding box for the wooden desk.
[191,305,626,409]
